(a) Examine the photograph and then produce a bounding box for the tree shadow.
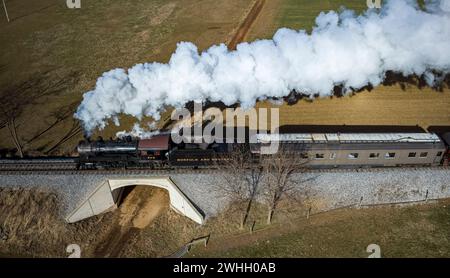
[44,119,82,155]
[0,69,80,157]
[24,101,79,146]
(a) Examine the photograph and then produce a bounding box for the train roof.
[138,134,170,150]
[253,133,443,144]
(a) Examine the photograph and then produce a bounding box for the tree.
[215,144,264,230]
[262,145,308,225]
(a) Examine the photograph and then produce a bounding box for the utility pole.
[2,0,9,22]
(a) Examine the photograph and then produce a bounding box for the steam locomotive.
[76,128,450,169]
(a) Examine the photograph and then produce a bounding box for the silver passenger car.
[251,133,446,167]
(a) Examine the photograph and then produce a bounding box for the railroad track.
[0,159,448,175]
[0,159,78,171]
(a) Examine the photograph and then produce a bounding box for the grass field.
[248,0,367,40]
[276,0,367,32]
[189,199,450,258]
[0,0,253,155]
[0,0,449,156]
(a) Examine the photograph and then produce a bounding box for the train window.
[385,152,396,159]
[437,151,443,156]
[408,152,416,158]
[369,153,379,159]
[315,153,325,159]
[420,152,428,158]
[329,153,336,159]
[348,153,359,159]
[300,153,309,159]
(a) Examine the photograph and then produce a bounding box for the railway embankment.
[0,167,449,223]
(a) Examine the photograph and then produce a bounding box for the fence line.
[164,235,210,258]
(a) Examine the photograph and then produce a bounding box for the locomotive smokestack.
[74,0,450,135]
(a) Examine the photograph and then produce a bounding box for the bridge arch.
[66,177,204,225]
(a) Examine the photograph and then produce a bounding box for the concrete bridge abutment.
[65,177,204,225]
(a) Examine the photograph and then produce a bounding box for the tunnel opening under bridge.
[66,177,204,225]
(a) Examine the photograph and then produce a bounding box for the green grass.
[277,0,367,32]
[189,200,450,258]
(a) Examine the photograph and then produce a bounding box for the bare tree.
[262,145,308,225]
[216,144,264,230]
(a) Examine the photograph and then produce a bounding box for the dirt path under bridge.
[93,186,169,258]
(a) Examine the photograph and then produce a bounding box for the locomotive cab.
[137,134,171,168]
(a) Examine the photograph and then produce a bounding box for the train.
[76,128,450,170]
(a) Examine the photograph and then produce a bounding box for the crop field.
[248,0,450,130]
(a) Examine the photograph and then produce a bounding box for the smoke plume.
[75,0,450,135]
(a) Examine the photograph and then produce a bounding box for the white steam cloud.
[75,0,450,135]
[116,122,159,139]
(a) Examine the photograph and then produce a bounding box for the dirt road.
[94,186,169,258]
[228,0,265,50]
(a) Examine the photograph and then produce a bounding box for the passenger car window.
[369,153,379,159]
[348,153,359,159]
[315,153,325,159]
[420,152,428,158]
[385,152,396,159]
[408,152,416,158]
[437,151,443,156]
